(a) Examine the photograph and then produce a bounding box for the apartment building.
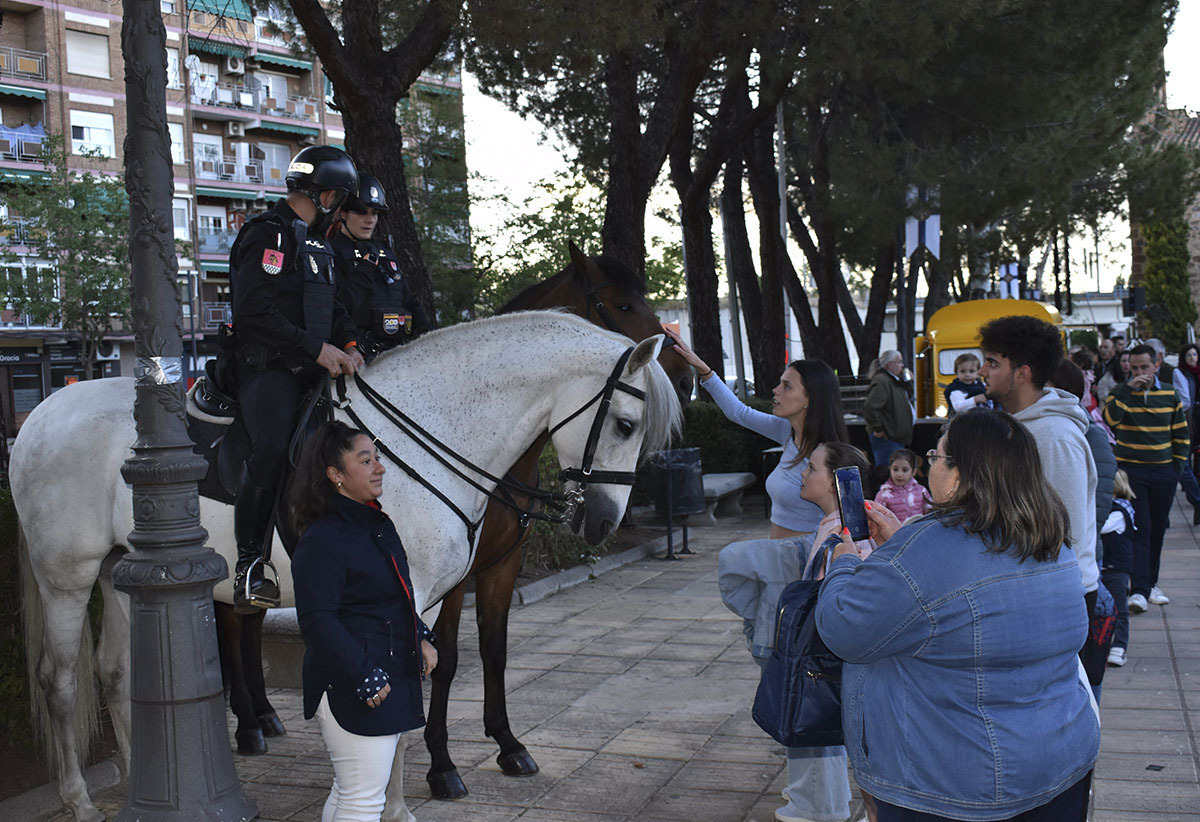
[0,0,467,435]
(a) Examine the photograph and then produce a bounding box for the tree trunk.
[860,241,896,376]
[601,49,649,275]
[923,223,956,328]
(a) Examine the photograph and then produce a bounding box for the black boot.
[233,472,281,614]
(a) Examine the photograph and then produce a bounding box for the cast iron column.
[113,3,256,819]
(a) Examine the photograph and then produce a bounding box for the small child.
[1101,469,1136,667]
[944,352,991,415]
[873,449,932,523]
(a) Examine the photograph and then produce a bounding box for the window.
[160,0,176,12]
[256,141,289,183]
[172,197,190,241]
[168,122,185,164]
[65,30,111,79]
[256,72,289,105]
[166,48,182,89]
[193,133,223,175]
[70,110,115,157]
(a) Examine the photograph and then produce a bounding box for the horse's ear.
[625,335,664,376]
[568,241,590,278]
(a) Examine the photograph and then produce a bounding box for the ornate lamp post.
[113,3,256,819]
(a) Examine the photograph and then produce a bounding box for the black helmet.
[285,145,358,199]
[343,173,389,213]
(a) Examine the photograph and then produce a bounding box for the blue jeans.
[1121,463,1178,597]
[1101,569,1129,652]
[875,771,1091,822]
[1179,464,1200,507]
[870,435,905,468]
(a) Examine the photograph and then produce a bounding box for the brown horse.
[423,242,693,798]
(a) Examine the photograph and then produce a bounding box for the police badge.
[382,313,401,336]
[261,249,284,275]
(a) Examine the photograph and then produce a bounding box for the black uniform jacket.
[230,200,357,364]
[330,232,430,349]
[292,493,431,735]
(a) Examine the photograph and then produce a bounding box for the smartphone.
[835,466,870,541]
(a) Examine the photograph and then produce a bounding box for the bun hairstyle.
[288,420,366,536]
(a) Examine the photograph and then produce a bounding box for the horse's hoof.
[258,712,287,737]
[497,748,539,776]
[235,727,268,755]
[426,768,468,799]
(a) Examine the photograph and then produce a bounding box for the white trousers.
[315,693,402,822]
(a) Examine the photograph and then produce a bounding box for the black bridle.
[333,345,646,545]
[582,277,625,335]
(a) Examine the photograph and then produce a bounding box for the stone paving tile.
[1098,707,1189,732]
[532,753,685,816]
[598,728,713,761]
[1095,751,1199,783]
[637,786,761,820]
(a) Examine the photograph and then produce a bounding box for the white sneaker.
[1150,586,1170,606]
[1128,593,1148,613]
[1107,647,1127,667]
[774,807,818,822]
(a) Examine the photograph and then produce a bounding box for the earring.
[337,480,343,489]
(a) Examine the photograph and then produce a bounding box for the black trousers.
[237,366,305,491]
[875,771,1092,822]
[1121,462,1178,598]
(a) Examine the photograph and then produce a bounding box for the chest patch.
[261,249,284,275]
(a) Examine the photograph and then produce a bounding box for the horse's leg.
[96,553,132,777]
[238,609,286,737]
[477,547,538,776]
[423,579,468,798]
[34,583,104,822]
[214,602,267,755]
[381,731,417,822]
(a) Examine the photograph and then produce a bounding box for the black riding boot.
[233,471,281,614]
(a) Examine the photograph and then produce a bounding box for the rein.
[333,345,646,541]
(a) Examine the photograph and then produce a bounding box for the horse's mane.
[368,311,680,456]
[497,255,647,315]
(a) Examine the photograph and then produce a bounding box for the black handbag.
[752,538,844,748]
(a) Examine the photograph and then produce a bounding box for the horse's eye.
[618,303,632,312]
[616,419,636,436]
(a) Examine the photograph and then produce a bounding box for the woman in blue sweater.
[290,421,438,821]
[668,332,853,822]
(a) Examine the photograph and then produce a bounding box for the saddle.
[185,380,247,506]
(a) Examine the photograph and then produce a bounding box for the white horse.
[13,311,682,822]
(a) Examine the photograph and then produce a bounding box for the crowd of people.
[675,315,1197,822]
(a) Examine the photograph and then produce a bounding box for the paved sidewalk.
[49,491,1200,821]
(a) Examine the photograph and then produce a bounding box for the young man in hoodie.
[978,316,1100,604]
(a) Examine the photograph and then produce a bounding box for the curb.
[0,756,123,821]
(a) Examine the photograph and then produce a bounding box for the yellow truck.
[914,299,1063,418]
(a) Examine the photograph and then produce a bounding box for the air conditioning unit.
[297,133,317,146]
[94,340,121,361]
[224,55,245,75]
[226,121,245,137]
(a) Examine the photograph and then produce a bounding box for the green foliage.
[1069,329,1099,352]
[0,487,31,749]
[521,443,610,573]
[1139,218,1196,350]
[0,135,130,373]
[472,172,685,313]
[680,395,776,474]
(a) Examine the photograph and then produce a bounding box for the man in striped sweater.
[1103,343,1191,613]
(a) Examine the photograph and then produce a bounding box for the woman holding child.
[818,410,1100,822]
[666,330,857,822]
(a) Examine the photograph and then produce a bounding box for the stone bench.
[702,472,757,524]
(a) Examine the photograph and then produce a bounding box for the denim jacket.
[815,513,1099,820]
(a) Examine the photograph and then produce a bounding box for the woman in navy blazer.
[290,421,437,821]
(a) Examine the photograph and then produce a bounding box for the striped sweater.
[1102,380,1190,469]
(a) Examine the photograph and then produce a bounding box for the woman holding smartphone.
[668,332,856,822]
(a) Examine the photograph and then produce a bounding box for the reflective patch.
[390,260,397,271]
[261,249,284,275]
[309,256,319,274]
[288,160,314,174]
[370,186,380,200]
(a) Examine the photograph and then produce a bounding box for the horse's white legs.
[382,732,416,822]
[34,585,103,822]
[96,564,132,777]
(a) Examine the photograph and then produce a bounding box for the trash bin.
[650,448,705,517]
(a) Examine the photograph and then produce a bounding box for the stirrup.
[239,557,281,609]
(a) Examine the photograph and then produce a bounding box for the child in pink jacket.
[874,448,932,523]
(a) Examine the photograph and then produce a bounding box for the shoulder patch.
[261,249,284,275]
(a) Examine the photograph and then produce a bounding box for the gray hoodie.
[1013,388,1099,592]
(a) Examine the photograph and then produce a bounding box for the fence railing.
[203,301,232,328]
[189,81,319,122]
[0,47,48,81]
[196,227,238,255]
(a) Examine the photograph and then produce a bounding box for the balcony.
[0,47,48,82]
[0,124,45,163]
[203,301,232,328]
[195,154,263,185]
[0,218,34,246]
[197,226,239,255]
[255,18,289,47]
[190,80,319,123]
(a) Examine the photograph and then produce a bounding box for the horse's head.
[549,333,682,545]
[564,242,694,407]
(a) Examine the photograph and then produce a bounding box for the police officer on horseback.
[330,173,429,359]
[229,145,364,613]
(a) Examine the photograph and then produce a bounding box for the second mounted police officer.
[330,173,430,359]
[229,144,364,612]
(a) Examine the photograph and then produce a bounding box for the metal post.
[718,198,748,398]
[187,269,198,382]
[663,466,676,561]
[113,4,256,820]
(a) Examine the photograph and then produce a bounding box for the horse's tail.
[18,524,101,779]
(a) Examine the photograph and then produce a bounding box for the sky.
[462,7,1200,287]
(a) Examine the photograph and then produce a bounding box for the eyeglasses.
[926,449,953,465]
